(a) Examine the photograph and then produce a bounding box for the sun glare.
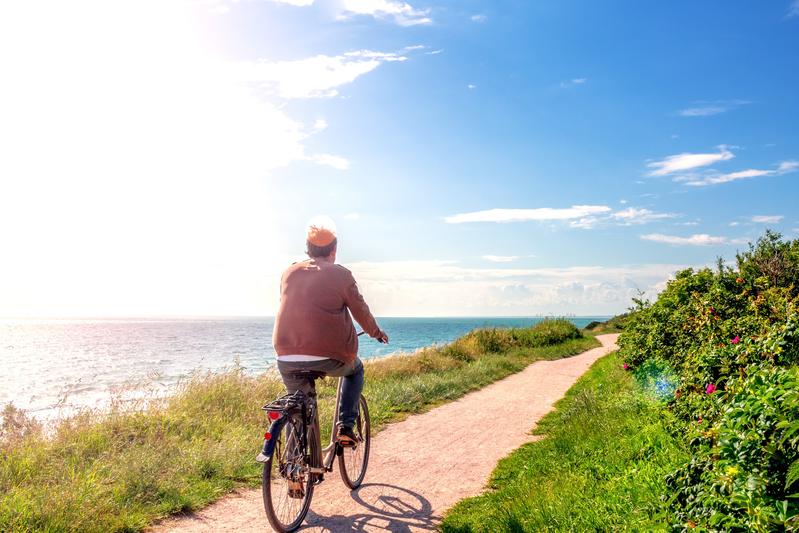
[0,1,296,317]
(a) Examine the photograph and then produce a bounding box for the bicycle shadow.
[302,483,439,532]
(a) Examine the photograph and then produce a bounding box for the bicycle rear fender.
[260,416,289,458]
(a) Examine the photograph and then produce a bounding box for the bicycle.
[256,342,373,532]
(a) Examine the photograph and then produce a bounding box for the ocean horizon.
[2,315,610,419]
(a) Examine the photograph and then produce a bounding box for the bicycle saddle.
[287,369,327,381]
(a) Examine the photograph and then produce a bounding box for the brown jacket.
[272,259,381,363]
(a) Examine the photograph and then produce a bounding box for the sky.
[1,0,798,318]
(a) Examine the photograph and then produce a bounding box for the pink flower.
[697,417,703,424]
[706,383,717,394]
[623,363,629,370]
[731,336,740,344]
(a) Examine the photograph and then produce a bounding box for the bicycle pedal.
[287,481,305,499]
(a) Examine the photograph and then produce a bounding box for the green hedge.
[619,231,799,530]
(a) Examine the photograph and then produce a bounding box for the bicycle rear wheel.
[338,395,370,489]
[262,416,316,532]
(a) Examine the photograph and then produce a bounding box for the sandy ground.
[151,334,619,533]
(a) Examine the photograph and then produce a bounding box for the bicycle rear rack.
[261,390,307,414]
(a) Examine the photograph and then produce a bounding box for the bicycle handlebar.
[356,330,388,343]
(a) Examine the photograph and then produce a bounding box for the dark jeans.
[277,357,364,429]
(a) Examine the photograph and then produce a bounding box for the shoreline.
[3,316,608,421]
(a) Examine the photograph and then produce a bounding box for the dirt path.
[152,334,619,533]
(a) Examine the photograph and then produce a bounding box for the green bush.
[440,319,582,362]
[618,231,799,530]
[665,367,799,531]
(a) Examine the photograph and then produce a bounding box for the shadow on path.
[302,483,439,532]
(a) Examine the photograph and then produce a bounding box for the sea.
[1,316,608,420]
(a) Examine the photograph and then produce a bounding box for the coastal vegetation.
[444,231,799,531]
[0,319,596,532]
[585,312,628,333]
[620,230,799,530]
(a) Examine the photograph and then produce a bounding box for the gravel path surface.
[151,334,619,532]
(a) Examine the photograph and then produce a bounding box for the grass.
[0,319,597,532]
[441,351,688,532]
[584,313,628,334]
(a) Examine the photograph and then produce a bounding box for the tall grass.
[441,352,688,532]
[0,319,596,532]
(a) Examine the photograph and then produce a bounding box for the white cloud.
[268,0,315,5]
[677,100,749,117]
[339,0,432,26]
[684,160,798,186]
[445,205,612,224]
[571,206,678,230]
[309,153,350,170]
[641,234,730,246]
[348,260,691,315]
[471,14,487,22]
[446,205,679,229]
[312,118,328,132]
[751,215,784,224]
[343,212,361,220]
[467,83,477,90]
[612,207,678,225]
[426,49,443,55]
[560,78,587,88]
[789,0,799,17]
[647,146,734,176]
[684,168,771,186]
[482,255,519,263]
[204,0,315,13]
[679,106,727,117]
[233,50,408,99]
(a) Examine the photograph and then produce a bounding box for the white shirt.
[277,354,330,362]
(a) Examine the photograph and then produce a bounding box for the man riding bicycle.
[272,216,388,446]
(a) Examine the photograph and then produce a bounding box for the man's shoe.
[336,425,358,447]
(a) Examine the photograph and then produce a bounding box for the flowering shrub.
[619,231,799,530]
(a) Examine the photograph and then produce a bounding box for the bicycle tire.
[338,395,370,489]
[262,416,317,532]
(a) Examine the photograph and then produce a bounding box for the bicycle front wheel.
[338,395,370,489]
[262,416,316,532]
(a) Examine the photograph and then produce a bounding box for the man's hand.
[376,330,389,344]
